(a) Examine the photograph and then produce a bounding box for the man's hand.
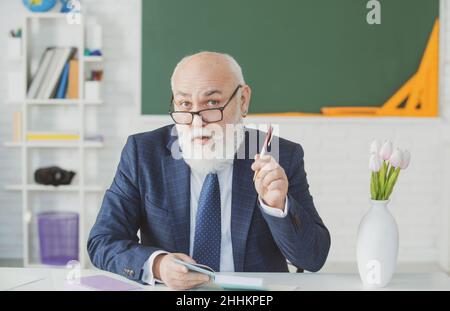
[251,154,288,210]
[153,253,210,290]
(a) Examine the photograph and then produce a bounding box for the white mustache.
[182,128,224,141]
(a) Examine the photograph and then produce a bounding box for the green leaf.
[378,161,387,199]
[387,164,395,181]
[384,168,400,200]
[370,172,377,199]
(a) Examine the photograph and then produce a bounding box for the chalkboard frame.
[137,0,440,118]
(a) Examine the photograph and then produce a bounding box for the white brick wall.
[0,0,139,260]
[1,0,449,271]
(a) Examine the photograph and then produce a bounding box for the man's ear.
[240,85,251,117]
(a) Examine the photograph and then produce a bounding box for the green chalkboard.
[141,0,438,115]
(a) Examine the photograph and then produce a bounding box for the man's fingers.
[169,271,193,283]
[251,155,273,171]
[175,253,196,264]
[172,262,188,274]
[170,273,210,289]
[253,162,278,181]
[256,164,280,187]
[254,154,271,161]
[251,161,266,171]
[185,272,210,283]
[255,165,278,194]
[171,253,195,273]
[170,271,208,282]
[261,169,283,188]
[171,280,205,290]
[267,179,285,191]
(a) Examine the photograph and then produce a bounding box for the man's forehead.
[172,56,237,89]
[173,69,234,85]
[172,74,236,95]
[174,85,225,97]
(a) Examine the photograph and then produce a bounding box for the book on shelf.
[84,134,104,142]
[26,132,80,141]
[56,62,70,99]
[67,59,79,99]
[13,111,22,143]
[27,48,54,99]
[27,47,77,100]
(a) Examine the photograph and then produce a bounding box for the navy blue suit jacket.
[88,125,330,282]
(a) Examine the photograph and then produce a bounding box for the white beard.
[177,120,245,175]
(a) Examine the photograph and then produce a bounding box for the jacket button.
[124,268,134,277]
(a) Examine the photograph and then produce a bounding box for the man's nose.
[192,114,205,128]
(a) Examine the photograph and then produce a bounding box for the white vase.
[356,199,398,288]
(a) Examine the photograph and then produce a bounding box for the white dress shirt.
[141,163,289,285]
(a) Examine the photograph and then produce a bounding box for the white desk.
[1,268,449,291]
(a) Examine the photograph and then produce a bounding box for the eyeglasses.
[170,85,242,125]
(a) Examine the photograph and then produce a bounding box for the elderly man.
[88,51,330,290]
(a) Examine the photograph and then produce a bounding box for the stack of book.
[27,47,79,100]
[26,132,80,142]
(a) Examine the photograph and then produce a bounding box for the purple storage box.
[37,211,79,265]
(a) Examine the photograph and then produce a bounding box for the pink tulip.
[389,149,403,168]
[369,153,382,172]
[379,140,393,161]
[400,150,411,169]
[370,140,381,154]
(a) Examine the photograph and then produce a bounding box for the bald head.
[171,51,245,90]
[170,51,251,136]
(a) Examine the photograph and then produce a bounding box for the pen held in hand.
[253,125,273,182]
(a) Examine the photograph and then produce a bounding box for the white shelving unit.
[4,13,104,268]
[5,185,103,192]
[4,141,103,148]
[83,56,103,63]
[7,99,103,105]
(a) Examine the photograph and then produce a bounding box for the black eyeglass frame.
[169,85,242,125]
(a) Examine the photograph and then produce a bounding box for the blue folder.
[55,62,70,99]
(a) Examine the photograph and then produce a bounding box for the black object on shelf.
[34,166,76,186]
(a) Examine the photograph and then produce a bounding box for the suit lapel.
[164,130,191,255]
[231,156,258,272]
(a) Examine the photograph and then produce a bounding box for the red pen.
[253,125,273,182]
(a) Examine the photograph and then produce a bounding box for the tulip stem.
[378,161,387,199]
[387,164,395,181]
[371,171,379,200]
[384,167,401,200]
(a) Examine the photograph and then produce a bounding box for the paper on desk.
[266,284,299,291]
[195,282,299,291]
[64,275,142,291]
[0,270,44,291]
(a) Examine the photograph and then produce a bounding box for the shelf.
[25,13,70,19]
[6,100,103,106]
[7,57,23,62]
[83,56,103,63]
[5,184,104,192]
[5,100,24,105]
[3,141,104,148]
[25,99,103,106]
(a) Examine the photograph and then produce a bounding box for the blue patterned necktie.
[192,173,221,271]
